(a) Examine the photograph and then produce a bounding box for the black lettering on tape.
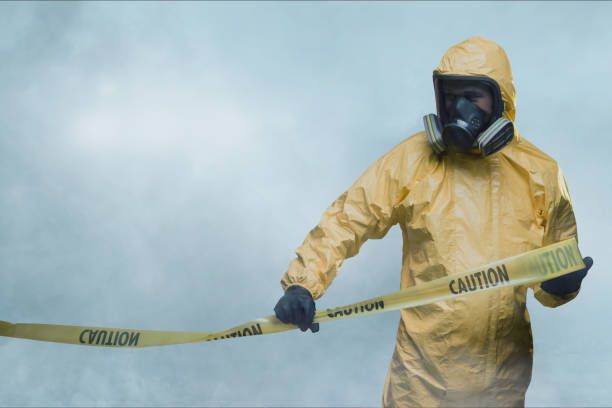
[497,264,509,283]
[563,245,577,267]
[449,280,458,294]
[474,272,484,289]
[96,330,107,345]
[482,270,490,287]
[466,275,477,291]
[487,268,499,286]
[555,248,568,269]
[550,250,560,272]
[542,253,554,274]
[79,330,89,344]
[128,332,140,346]
[105,331,114,346]
[119,332,129,346]
[540,255,550,275]
[457,278,468,293]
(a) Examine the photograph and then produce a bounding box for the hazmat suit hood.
[434,36,517,124]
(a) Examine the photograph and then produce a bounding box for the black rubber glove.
[274,285,319,333]
[541,256,593,297]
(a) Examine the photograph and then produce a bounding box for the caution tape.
[0,238,584,348]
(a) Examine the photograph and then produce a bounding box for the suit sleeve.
[532,164,580,308]
[280,151,410,300]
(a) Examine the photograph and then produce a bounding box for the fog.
[0,2,610,406]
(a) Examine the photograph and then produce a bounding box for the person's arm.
[281,153,406,300]
[274,139,429,331]
[531,164,591,307]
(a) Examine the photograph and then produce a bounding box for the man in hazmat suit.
[273,36,593,407]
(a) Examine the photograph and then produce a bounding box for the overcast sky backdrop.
[0,2,610,407]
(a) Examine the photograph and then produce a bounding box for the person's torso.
[391,139,547,401]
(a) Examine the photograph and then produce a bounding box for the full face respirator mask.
[423,75,514,156]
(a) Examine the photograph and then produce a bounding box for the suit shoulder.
[379,131,432,165]
[505,134,562,174]
[359,132,439,188]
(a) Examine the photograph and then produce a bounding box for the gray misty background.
[0,2,610,407]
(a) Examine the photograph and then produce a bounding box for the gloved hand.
[274,285,319,333]
[541,256,593,297]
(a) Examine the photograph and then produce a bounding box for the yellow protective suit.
[281,36,580,407]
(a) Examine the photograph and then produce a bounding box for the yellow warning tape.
[0,238,584,348]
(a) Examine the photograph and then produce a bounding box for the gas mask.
[423,75,514,156]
